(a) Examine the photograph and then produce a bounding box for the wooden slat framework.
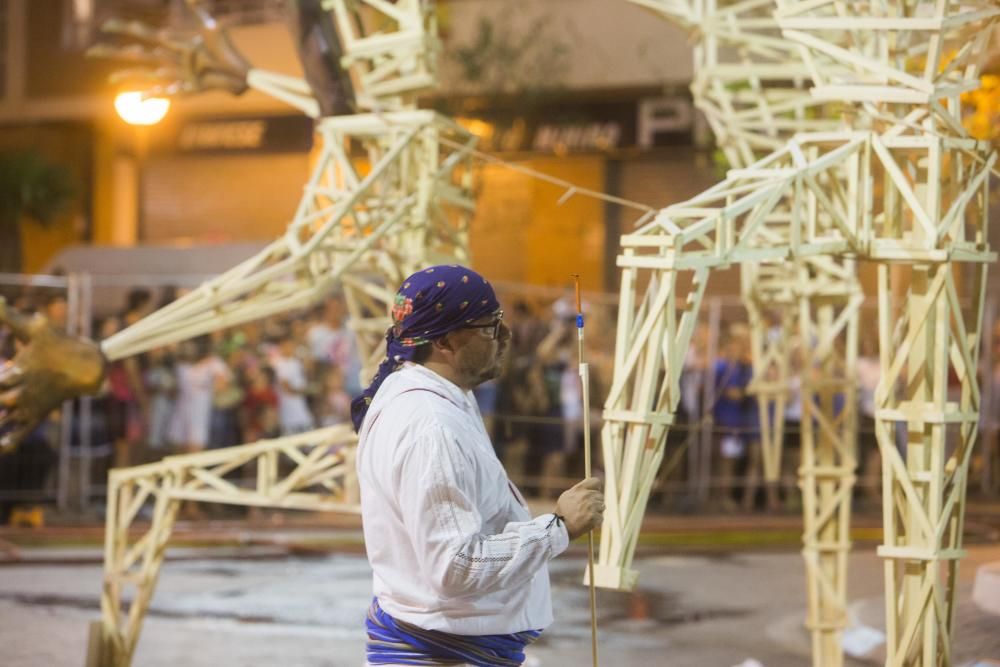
[330,0,439,110]
[873,262,986,666]
[797,257,862,667]
[741,263,795,481]
[84,1,1000,666]
[241,0,438,118]
[635,0,839,168]
[101,110,476,375]
[90,5,478,666]
[594,133,865,593]
[611,4,998,667]
[93,426,360,667]
[773,3,997,660]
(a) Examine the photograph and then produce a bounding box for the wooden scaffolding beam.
[615,3,998,665]
[89,426,360,667]
[85,5,477,666]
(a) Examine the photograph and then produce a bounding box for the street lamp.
[112,91,169,245]
[113,91,170,126]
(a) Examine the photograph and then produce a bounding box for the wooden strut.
[573,274,600,667]
[87,2,1000,666]
[89,3,478,665]
[604,3,999,667]
[91,426,360,667]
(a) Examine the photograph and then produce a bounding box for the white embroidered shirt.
[357,363,570,635]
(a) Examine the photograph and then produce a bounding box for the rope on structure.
[361,103,659,217]
[436,136,659,215]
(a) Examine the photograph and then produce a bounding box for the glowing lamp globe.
[114,91,170,126]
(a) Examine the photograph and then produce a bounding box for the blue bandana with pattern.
[350,265,500,432]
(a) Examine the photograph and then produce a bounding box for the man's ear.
[432,331,459,354]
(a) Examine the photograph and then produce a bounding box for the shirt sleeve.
[395,421,570,599]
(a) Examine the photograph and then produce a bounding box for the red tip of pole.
[571,274,582,314]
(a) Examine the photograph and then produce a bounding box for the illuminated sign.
[178,120,267,150]
[168,116,315,154]
[451,93,693,154]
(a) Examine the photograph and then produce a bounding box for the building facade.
[0,0,728,292]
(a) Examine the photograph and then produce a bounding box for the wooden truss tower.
[89,2,475,665]
[615,2,863,663]
[91,426,357,667]
[598,2,997,666]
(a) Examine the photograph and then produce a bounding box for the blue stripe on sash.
[365,598,541,666]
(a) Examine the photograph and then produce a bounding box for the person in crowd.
[306,302,336,362]
[41,293,69,331]
[857,334,881,504]
[508,299,547,359]
[144,347,176,453]
[209,327,239,360]
[122,288,154,328]
[680,321,710,430]
[209,349,246,449]
[472,377,500,446]
[782,335,804,511]
[241,364,280,442]
[168,335,230,519]
[290,316,312,359]
[559,359,584,467]
[102,316,144,469]
[168,335,230,454]
[506,358,563,496]
[491,359,524,474]
[238,321,265,359]
[713,325,753,512]
[535,314,578,498]
[271,330,315,435]
[315,364,352,427]
[739,326,770,512]
[155,284,178,311]
[307,294,363,397]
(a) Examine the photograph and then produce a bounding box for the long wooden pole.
[572,274,599,667]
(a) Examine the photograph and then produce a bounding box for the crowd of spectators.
[92,289,362,468]
[2,283,1000,521]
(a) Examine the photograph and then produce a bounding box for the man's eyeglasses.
[464,310,504,340]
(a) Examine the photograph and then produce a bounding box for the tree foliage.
[0,151,76,273]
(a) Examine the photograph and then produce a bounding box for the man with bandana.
[353,265,605,667]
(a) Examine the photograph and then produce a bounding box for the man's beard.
[458,342,507,387]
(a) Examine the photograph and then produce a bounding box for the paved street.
[1,538,998,666]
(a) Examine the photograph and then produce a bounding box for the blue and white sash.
[365,598,541,666]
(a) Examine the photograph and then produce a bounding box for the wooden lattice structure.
[90,426,358,667]
[104,109,475,373]
[87,2,475,665]
[597,2,998,667]
[70,1,997,665]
